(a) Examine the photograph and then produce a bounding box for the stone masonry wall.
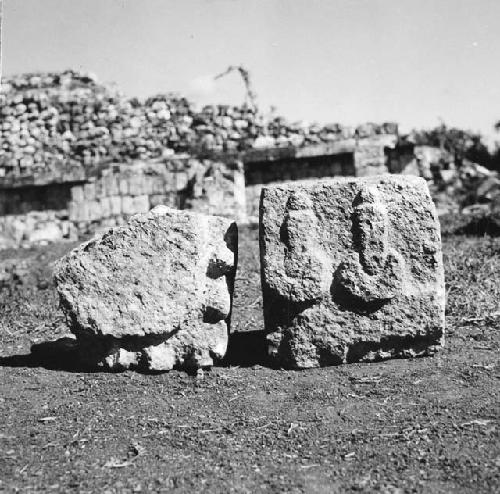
[0,141,391,249]
[0,158,245,249]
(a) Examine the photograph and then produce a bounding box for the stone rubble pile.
[55,175,445,373]
[1,70,398,178]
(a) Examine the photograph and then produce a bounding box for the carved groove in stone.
[278,191,329,302]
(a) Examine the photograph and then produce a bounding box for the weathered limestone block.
[128,175,144,196]
[175,171,189,191]
[71,185,84,202]
[99,197,111,218]
[152,176,166,194]
[109,196,122,216]
[260,175,445,369]
[83,182,96,200]
[144,175,155,195]
[121,195,134,216]
[54,206,237,372]
[132,195,150,214]
[68,201,78,222]
[88,200,101,222]
[95,179,106,199]
[108,175,120,196]
[74,201,89,223]
[119,178,129,195]
[150,194,169,208]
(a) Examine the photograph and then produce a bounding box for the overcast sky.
[3,0,500,139]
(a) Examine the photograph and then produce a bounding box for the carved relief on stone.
[260,176,445,369]
[279,190,330,302]
[332,186,405,309]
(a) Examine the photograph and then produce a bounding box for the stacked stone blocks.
[67,164,187,231]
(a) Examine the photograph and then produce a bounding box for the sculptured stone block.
[260,175,445,369]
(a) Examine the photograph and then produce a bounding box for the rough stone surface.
[54,205,237,372]
[260,175,445,369]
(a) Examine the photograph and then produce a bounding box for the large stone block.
[54,206,237,372]
[260,176,445,369]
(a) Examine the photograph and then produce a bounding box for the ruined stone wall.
[0,138,394,248]
[0,158,246,249]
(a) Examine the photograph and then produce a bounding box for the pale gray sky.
[3,0,500,139]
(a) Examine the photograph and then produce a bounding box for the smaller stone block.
[54,206,238,372]
[144,175,155,195]
[175,171,189,191]
[77,202,90,223]
[71,185,84,203]
[94,179,106,199]
[99,197,111,218]
[68,201,78,222]
[153,176,166,194]
[163,171,174,192]
[109,196,122,216]
[108,175,120,196]
[88,200,101,222]
[121,196,134,216]
[133,195,150,214]
[119,178,129,195]
[128,175,144,196]
[83,182,96,201]
[150,194,168,208]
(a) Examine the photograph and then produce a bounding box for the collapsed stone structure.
[54,206,237,372]
[259,175,445,368]
[0,70,398,179]
[2,70,423,250]
[0,137,402,249]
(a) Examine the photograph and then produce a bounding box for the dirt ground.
[0,226,499,493]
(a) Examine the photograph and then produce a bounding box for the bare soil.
[0,226,499,493]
